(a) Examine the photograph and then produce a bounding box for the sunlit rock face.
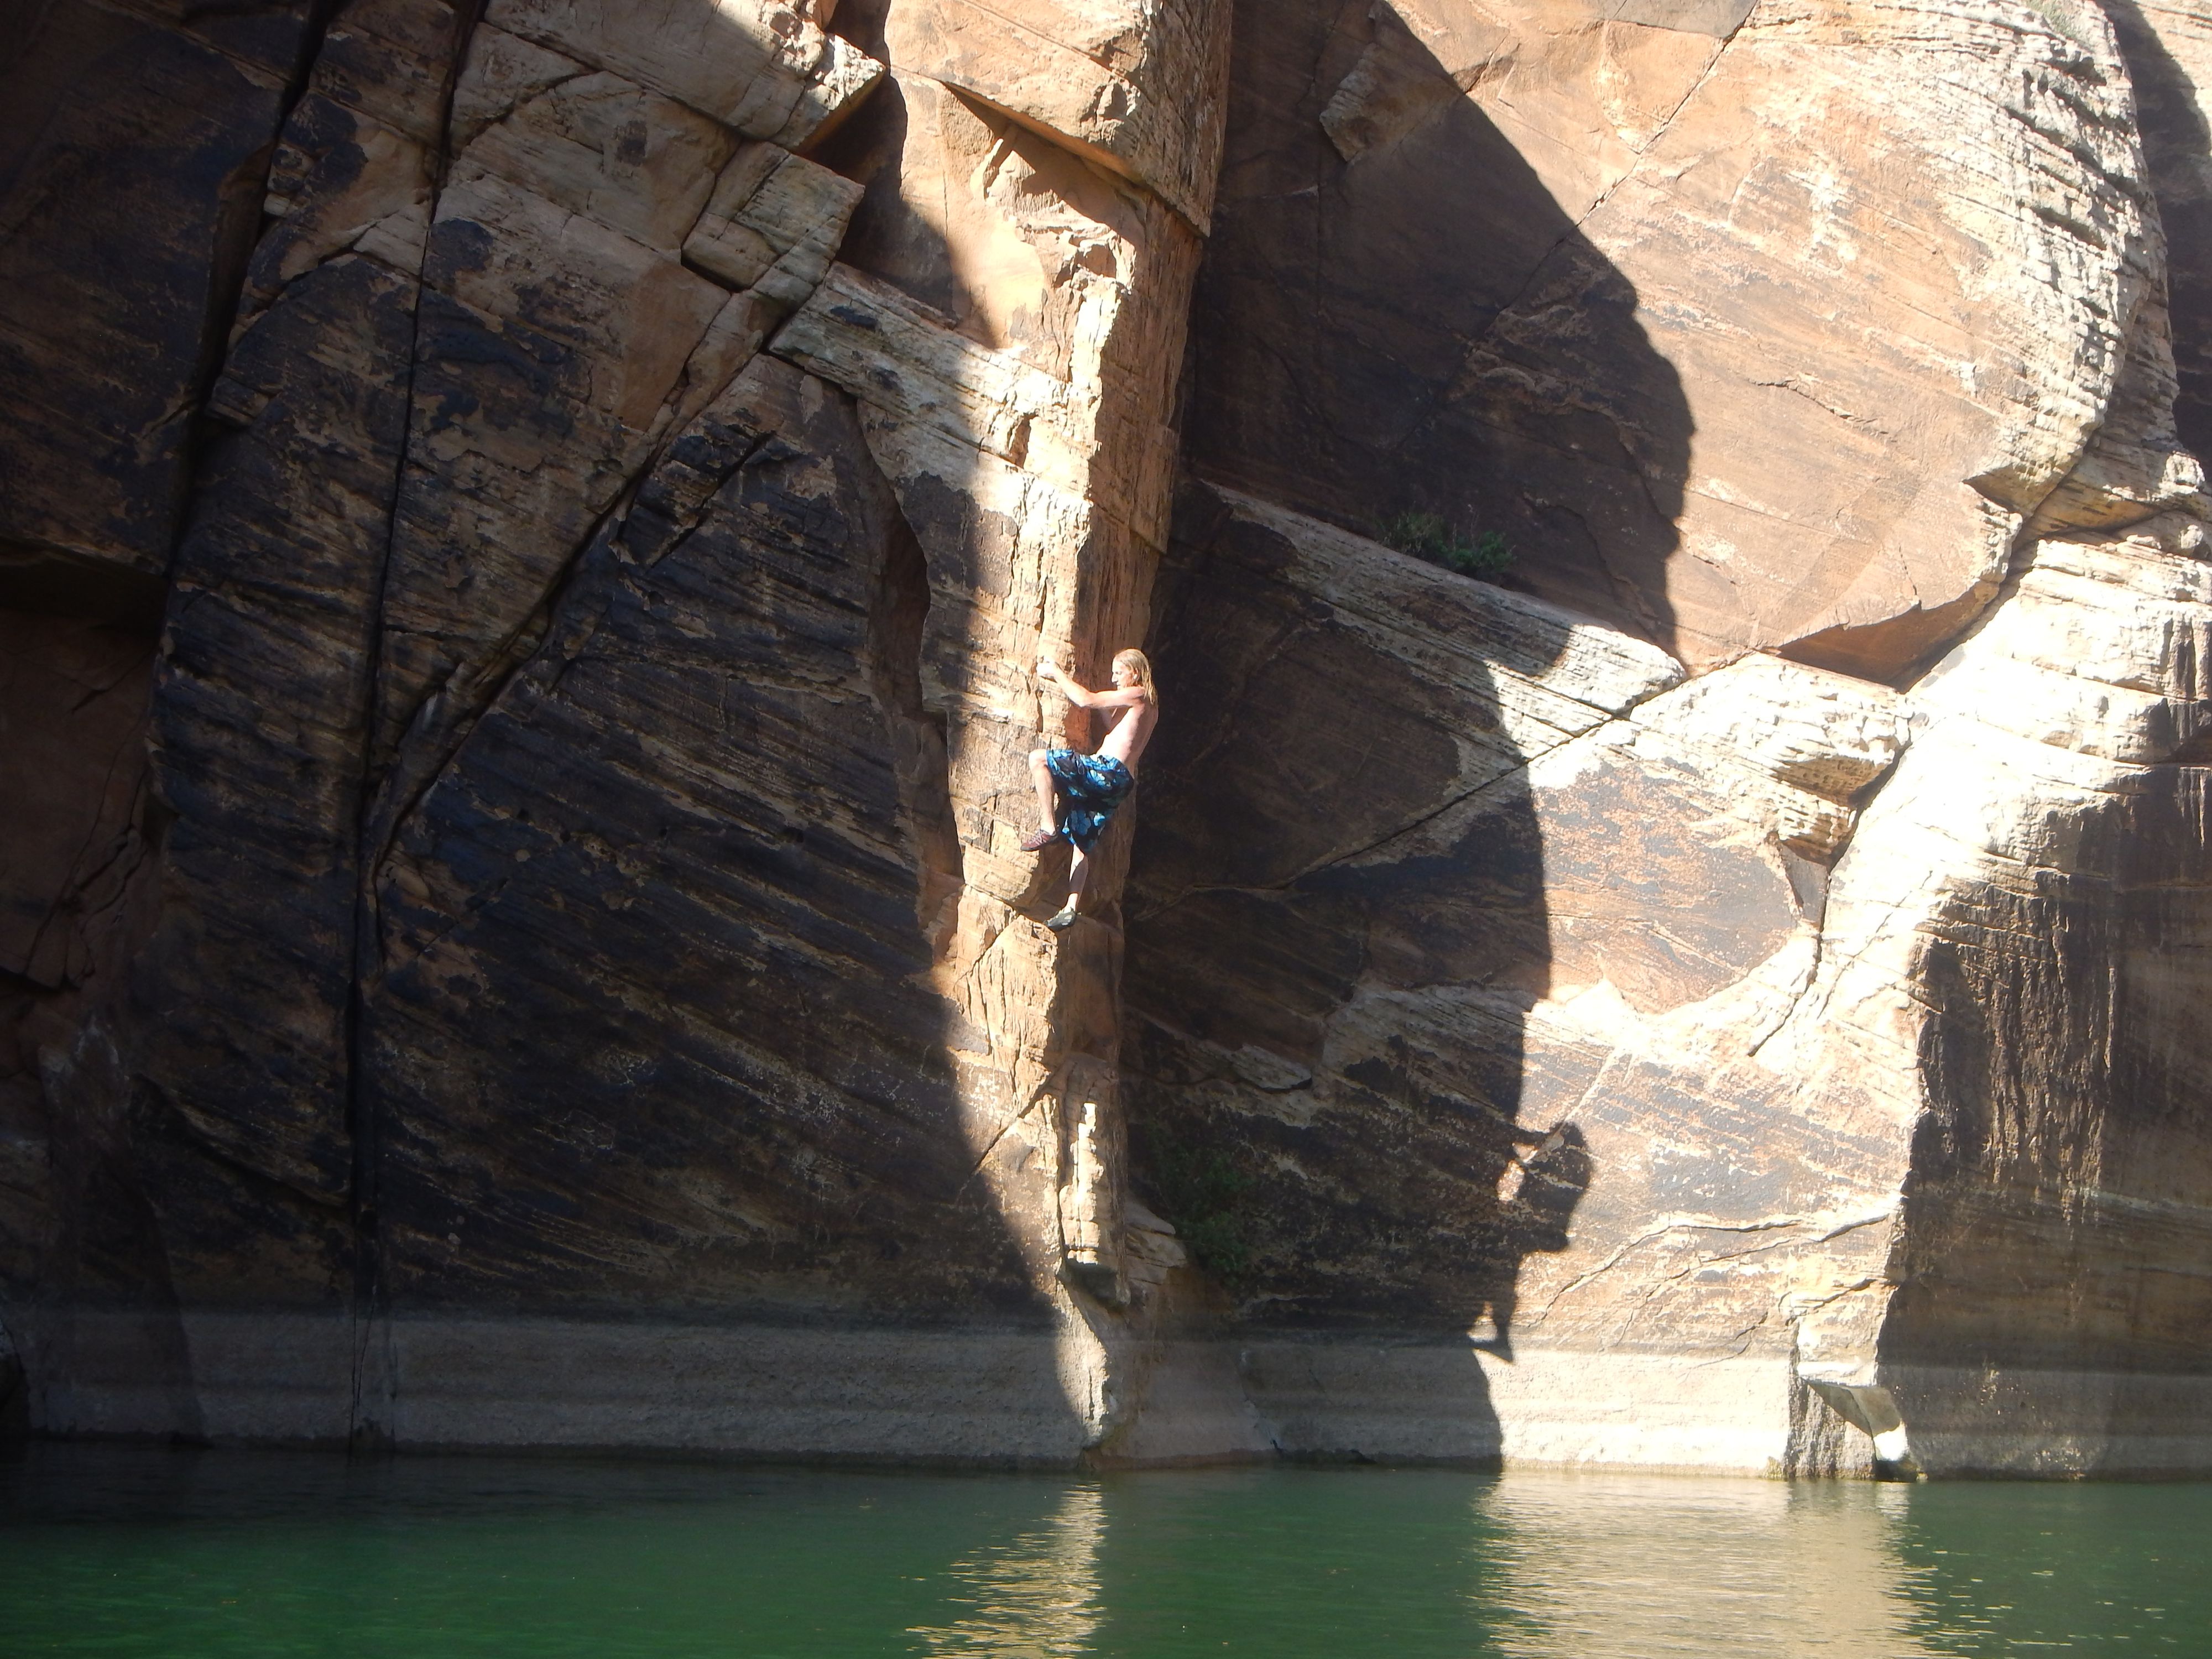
[4,0,2212,1478]
[1120,0,2212,1477]
[1185,0,2188,679]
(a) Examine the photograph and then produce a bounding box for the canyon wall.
[3,0,1237,1459]
[1126,0,2212,1475]
[3,0,2210,1474]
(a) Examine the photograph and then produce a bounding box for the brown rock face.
[4,0,2212,1479]
[1185,0,2189,677]
[1117,0,2212,1475]
[0,0,311,591]
[5,0,1238,1458]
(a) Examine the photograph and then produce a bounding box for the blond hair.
[1113,648,1158,707]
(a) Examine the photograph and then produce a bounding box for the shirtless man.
[1022,648,1160,930]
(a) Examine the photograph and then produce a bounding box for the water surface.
[4,1446,2204,1656]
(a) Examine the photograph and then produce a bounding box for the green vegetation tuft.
[1376,511,1515,581]
[2025,0,2092,47]
[1144,1132,1256,1281]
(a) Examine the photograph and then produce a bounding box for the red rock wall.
[7,0,2212,1477]
[2,0,1234,1457]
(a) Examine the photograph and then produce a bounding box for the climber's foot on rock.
[1045,901,1078,931]
[1020,828,1057,853]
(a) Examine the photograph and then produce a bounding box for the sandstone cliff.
[3,0,2210,1476]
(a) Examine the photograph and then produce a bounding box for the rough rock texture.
[2107,0,2212,458]
[1113,0,2212,1475]
[4,0,1234,1458]
[1186,0,2197,678]
[0,0,314,594]
[4,0,2212,1479]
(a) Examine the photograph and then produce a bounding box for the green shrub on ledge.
[1145,1133,1256,1281]
[1376,510,1515,581]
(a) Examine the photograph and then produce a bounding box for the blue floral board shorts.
[1044,748,1134,852]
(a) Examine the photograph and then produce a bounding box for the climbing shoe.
[1045,902,1078,931]
[1019,828,1057,852]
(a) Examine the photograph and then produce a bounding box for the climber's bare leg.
[1048,844,1088,930]
[1027,748,1057,836]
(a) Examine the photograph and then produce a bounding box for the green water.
[3,1447,2206,1657]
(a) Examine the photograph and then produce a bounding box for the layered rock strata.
[1188,0,2189,678]
[1113,0,2212,1475]
[4,0,2212,1479]
[3,0,1235,1458]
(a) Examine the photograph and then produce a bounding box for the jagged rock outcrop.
[4,0,2211,1477]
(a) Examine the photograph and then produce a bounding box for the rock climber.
[1022,648,1160,931]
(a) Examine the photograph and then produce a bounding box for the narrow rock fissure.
[12,722,148,985]
[348,401,785,990]
[1130,671,1681,926]
[356,492,635,916]
[341,0,492,1450]
[1744,742,1915,1060]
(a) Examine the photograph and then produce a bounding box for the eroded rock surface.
[1112,0,2212,1476]
[2,0,1233,1457]
[1187,0,2192,677]
[3,0,2211,1477]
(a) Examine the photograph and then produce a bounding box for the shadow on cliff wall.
[0,0,320,1440]
[2102,0,2212,458]
[352,0,1059,1339]
[2,0,1099,1452]
[1178,1,1691,652]
[1122,0,1687,1448]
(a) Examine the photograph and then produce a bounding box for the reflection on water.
[910,1486,1104,1658]
[1480,1477,1927,1657]
[2,1446,2204,1657]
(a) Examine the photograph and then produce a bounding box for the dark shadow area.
[0,0,316,584]
[1880,762,2212,1471]
[1177,0,1689,651]
[1124,482,1595,1353]
[0,0,319,1427]
[2103,0,2212,458]
[3,0,1083,1448]
[1123,0,1685,1406]
[363,354,1046,1325]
